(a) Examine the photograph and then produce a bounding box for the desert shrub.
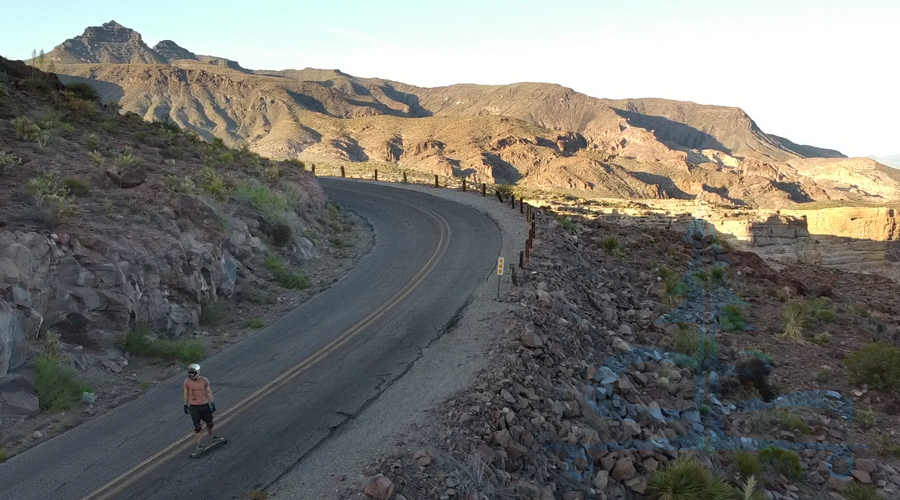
[264,254,309,289]
[35,108,73,133]
[775,408,811,434]
[13,115,49,146]
[234,182,292,220]
[855,407,878,430]
[112,150,141,168]
[124,324,205,363]
[87,150,105,168]
[0,151,20,172]
[243,318,265,329]
[720,304,747,331]
[559,216,576,233]
[601,236,626,256]
[710,264,726,283]
[808,297,837,322]
[693,269,710,284]
[670,327,717,369]
[195,167,230,200]
[646,456,738,500]
[270,220,293,247]
[733,451,762,479]
[758,446,802,480]
[842,483,884,500]
[199,301,229,326]
[781,302,808,340]
[663,275,689,307]
[84,132,102,152]
[33,353,92,412]
[844,342,900,392]
[63,176,91,196]
[495,184,513,200]
[25,174,79,220]
[237,287,277,305]
[0,448,7,462]
[65,82,101,102]
[23,72,52,93]
[163,174,199,195]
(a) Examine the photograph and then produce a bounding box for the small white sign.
[497,257,505,275]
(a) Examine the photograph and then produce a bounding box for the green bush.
[663,275,689,307]
[243,318,265,329]
[264,254,309,289]
[65,82,101,102]
[670,327,717,369]
[710,264,726,283]
[808,297,836,322]
[0,448,7,462]
[271,220,293,247]
[33,353,92,412]
[646,456,739,500]
[195,166,230,200]
[199,301,229,326]
[845,342,900,392]
[234,182,292,220]
[63,176,91,196]
[842,483,884,500]
[733,451,762,479]
[720,304,747,331]
[775,409,811,434]
[758,446,802,480]
[124,325,206,363]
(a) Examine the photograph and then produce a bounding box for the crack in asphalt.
[261,295,476,492]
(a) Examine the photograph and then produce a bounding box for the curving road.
[0,179,501,500]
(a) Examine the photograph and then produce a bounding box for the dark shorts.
[189,404,214,430]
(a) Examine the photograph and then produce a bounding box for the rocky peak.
[153,40,197,61]
[47,20,167,64]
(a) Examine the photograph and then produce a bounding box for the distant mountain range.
[869,155,900,169]
[30,20,900,207]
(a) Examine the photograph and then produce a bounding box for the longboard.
[189,438,227,459]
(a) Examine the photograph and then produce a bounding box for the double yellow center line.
[83,199,450,500]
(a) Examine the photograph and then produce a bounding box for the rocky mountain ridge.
[37,21,900,209]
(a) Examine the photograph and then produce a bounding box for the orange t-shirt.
[184,376,210,405]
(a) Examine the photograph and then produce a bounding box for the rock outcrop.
[46,20,167,65]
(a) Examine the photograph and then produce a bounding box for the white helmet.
[188,364,200,376]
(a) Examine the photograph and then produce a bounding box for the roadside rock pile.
[352,209,900,499]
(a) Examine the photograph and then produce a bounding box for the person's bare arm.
[184,385,189,405]
[206,380,214,403]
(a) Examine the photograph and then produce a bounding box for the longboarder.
[183,363,223,452]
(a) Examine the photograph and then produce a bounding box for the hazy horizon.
[2,0,897,158]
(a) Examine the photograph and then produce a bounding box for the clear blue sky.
[1,0,897,157]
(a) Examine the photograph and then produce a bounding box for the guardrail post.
[510,195,515,209]
[311,164,315,175]
[434,175,439,188]
[375,169,378,181]
[340,165,345,178]
[403,171,407,184]
[519,198,524,214]
[462,179,466,192]
[519,250,524,269]
[482,183,486,197]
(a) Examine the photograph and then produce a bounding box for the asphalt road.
[0,179,501,500]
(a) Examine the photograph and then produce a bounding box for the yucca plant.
[646,456,739,500]
[781,301,809,340]
[842,482,884,500]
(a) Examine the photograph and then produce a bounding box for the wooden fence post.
[403,171,407,184]
[482,183,486,197]
[462,179,466,192]
[340,165,345,178]
[374,169,378,181]
[311,164,315,175]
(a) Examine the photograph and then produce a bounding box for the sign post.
[496,257,504,299]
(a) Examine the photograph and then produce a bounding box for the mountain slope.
[39,21,900,207]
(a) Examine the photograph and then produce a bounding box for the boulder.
[364,474,395,500]
[0,373,39,416]
[0,302,28,378]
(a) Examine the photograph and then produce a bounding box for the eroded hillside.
[39,21,900,210]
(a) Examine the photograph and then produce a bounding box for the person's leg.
[189,406,204,448]
[201,404,218,440]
